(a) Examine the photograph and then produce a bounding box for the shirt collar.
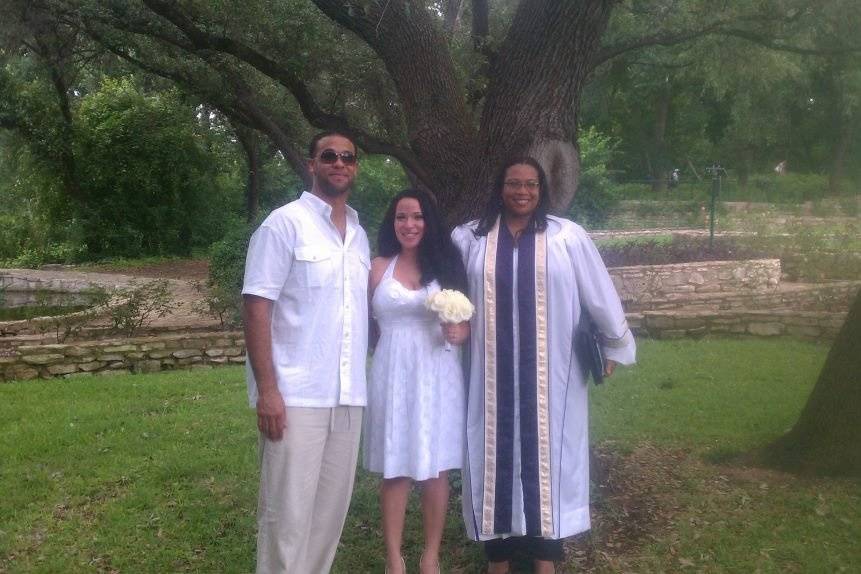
[300,191,360,227]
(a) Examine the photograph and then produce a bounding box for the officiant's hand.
[442,321,470,345]
[603,359,617,378]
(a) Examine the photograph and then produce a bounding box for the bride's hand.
[442,321,470,345]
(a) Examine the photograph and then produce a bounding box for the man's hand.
[603,359,618,378]
[442,321,470,345]
[257,390,286,441]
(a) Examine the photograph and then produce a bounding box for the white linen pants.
[256,405,363,574]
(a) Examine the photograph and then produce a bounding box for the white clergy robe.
[452,215,636,541]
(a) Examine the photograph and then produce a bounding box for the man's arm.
[243,294,286,441]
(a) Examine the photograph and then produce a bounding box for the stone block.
[147,350,174,359]
[209,357,229,364]
[7,365,39,380]
[688,272,706,285]
[134,360,163,374]
[28,344,68,354]
[96,354,125,362]
[101,344,138,353]
[126,352,145,360]
[674,316,708,329]
[229,356,247,364]
[63,346,91,357]
[139,342,166,352]
[212,338,232,347]
[644,315,675,329]
[181,338,207,349]
[748,322,784,336]
[786,325,821,338]
[177,356,203,366]
[685,326,709,338]
[47,364,79,375]
[106,361,129,369]
[0,356,19,365]
[205,349,224,357]
[172,349,202,359]
[22,353,65,365]
[78,361,106,372]
[162,338,186,349]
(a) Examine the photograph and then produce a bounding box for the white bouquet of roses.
[425,289,474,350]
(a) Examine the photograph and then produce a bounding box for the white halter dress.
[362,256,465,481]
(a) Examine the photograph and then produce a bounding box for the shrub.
[568,127,620,228]
[205,223,254,327]
[108,280,179,337]
[73,78,230,258]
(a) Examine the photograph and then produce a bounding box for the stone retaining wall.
[626,281,860,313]
[0,272,106,293]
[609,259,781,305]
[0,331,245,382]
[638,309,846,341]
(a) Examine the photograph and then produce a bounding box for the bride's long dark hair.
[377,189,467,293]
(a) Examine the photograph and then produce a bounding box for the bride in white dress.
[362,189,469,574]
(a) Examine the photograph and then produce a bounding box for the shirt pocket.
[352,252,371,283]
[294,245,334,287]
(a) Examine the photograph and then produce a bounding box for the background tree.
[762,290,861,477]
[25,0,855,222]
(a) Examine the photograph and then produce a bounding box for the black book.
[575,312,605,385]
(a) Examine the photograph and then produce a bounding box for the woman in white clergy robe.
[452,157,636,574]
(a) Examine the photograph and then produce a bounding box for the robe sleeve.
[451,223,476,266]
[567,224,636,366]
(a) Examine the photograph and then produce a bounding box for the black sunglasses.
[318,149,357,165]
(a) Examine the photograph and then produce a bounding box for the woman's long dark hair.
[377,189,468,292]
[474,156,551,236]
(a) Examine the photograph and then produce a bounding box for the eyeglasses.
[503,180,539,191]
[318,149,357,165]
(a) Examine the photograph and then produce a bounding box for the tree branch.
[136,0,427,182]
[593,24,724,67]
[594,4,861,68]
[310,0,475,194]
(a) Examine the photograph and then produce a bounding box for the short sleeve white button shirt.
[242,192,370,408]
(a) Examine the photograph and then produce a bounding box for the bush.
[204,223,255,327]
[108,280,179,337]
[73,78,231,258]
[568,127,620,228]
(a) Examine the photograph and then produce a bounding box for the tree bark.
[458,0,613,222]
[828,114,852,195]
[762,289,861,477]
[235,125,262,223]
[650,81,671,193]
[311,0,477,200]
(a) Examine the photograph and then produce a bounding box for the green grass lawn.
[1,338,858,573]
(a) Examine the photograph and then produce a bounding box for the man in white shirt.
[242,131,370,573]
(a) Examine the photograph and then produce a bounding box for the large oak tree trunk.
[458,0,613,221]
[762,289,861,477]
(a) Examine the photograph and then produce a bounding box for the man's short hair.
[308,130,357,158]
